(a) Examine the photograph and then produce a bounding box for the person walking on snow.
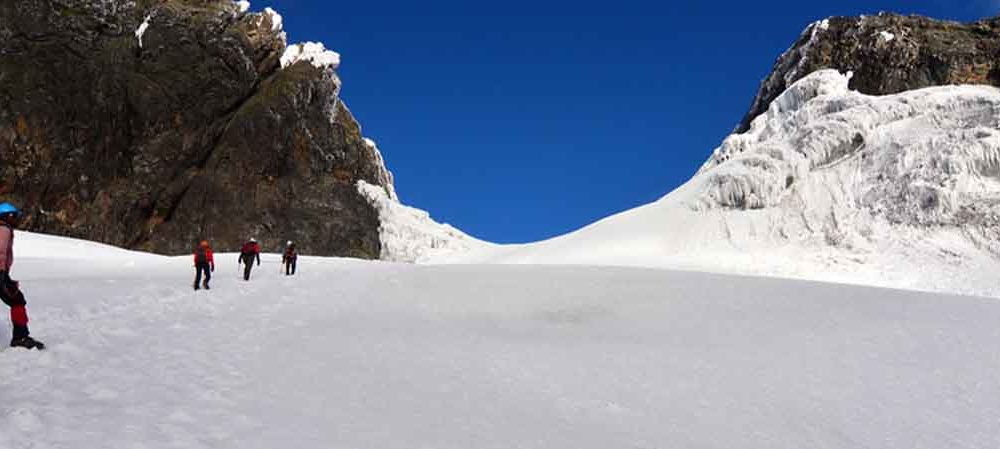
[282,241,298,276]
[193,240,215,290]
[0,203,44,350]
[238,237,261,281]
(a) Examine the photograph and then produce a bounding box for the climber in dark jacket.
[282,241,298,276]
[238,237,261,281]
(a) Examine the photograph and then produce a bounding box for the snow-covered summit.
[447,70,1000,297]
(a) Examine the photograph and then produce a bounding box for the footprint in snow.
[103,327,139,338]
[85,385,120,401]
[7,408,41,432]
[168,409,195,423]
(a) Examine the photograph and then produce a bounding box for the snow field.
[1,234,999,448]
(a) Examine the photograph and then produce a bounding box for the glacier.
[428,70,1000,297]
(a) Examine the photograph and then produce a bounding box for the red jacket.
[193,246,215,267]
[240,242,261,265]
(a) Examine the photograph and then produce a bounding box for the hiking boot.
[10,336,45,350]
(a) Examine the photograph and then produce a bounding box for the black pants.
[285,258,297,275]
[194,262,211,289]
[242,261,254,281]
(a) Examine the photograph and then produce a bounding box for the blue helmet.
[0,203,19,217]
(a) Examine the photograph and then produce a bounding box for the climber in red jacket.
[238,237,261,281]
[193,240,215,290]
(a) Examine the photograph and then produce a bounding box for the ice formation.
[357,181,491,263]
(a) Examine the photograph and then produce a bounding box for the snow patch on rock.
[363,138,398,201]
[135,14,151,48]
[878,30,896,42]
[264,7,282,31]
[281,42,341,69]
[358,181,491,263]
[234,0,250,13]
[784,19,830,85]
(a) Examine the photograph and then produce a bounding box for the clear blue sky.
[255,0,995,243]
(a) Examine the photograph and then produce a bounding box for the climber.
[238,237,261,281]
[282,241,298,276]
[0,203,45,350]
[193,240,215,290]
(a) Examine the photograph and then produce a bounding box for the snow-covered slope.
[3,233,1000,449]
[358,181,493,262]
[446,70,1000,297]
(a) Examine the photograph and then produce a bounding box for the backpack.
[241,242,255,254]
[195,247,208,264]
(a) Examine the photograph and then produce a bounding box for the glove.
[211,265,215,272]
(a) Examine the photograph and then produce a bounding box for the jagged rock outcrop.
[738,13,1000,132]
[0,0,395,257]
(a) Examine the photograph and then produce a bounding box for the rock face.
[738,13,1000,132]
[0,0,396,257]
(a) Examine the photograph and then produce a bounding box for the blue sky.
[255,0,996,243]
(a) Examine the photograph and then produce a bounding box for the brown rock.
[0,0,395,257]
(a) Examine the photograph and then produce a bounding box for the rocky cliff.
[738,13,1000,132]
[0,0,396,256]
